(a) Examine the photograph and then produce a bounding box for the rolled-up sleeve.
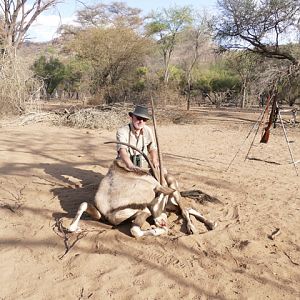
[146,126,157,151]
[116,125,129,151]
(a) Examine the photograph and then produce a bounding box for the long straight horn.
[150,96,164,185]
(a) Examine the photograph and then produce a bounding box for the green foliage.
[169,65,184,82]
[146,21,168,35]
[155,65,184,84]
[146,6,192,36]
[136,66,148,76]
[194,64,241,93]
[32,55,65,95]
[45,46,56,55]
[132,66,149,92]
[146,6,193,83]
[62,59,89,95]
[132,79,146,92]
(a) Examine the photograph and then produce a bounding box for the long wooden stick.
[150,96,164,185]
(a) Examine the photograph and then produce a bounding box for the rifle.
[260,94,277,143]
[150,96,164,185]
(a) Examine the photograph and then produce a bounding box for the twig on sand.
[267,227,281,240]
[78,287,84,300]
[32,175,79,189]
[225,247,239,267]
[225,247,247,269]
[52,217,87,259]
[0,183,26,213]
[283,251,299,266]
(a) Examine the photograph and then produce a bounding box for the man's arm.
[116,125,136,169]
[146,125,159,169]
[149,148,159,169]
[118,148,136,169]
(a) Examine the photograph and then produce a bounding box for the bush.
[0,53,42,116]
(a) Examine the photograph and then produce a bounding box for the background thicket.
[1,0,300,116]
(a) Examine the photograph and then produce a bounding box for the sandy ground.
[0,108,299,299]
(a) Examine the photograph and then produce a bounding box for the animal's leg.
[130,209,151,237]
[181,208,197,234]
[86,204,101,220]
[187,208,216,230]
[153,212,168,228]
[150,193,168,218]
[168,195,197,234]
[164,174,197,233]
[131,225,168,237]
[69,202,101,232]
[108,208,139,226]
[132,210,151,228]
[130,208,168,238]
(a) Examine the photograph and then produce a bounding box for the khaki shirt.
[116,123,157,167]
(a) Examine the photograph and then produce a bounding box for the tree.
[59,2,143,45]
[214,0,300,65]
[62,59,87,99]
[0,15,4,46]
[75,1,142,30]
[214,0,300,106]
[32,55,65,97]
[0,0,60,51]
[194,64,241,107]
[177,11,213,110]
[224,51,264,107]
[68,26,151,103]
[146,6,192,84]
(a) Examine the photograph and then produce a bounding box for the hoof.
[68,223,81,233]
[206,221,217,231]
[131,225,168,237]
[187,223,197,234]
[130,225,144,238]
[150,227,168,236]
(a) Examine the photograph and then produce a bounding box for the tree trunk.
[241,80,247,108]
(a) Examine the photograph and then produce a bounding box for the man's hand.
[127,163,149,175]
[150,149,160,169]
[126,161,139,171]
[152,158,160,169]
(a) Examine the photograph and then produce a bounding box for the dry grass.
[0,53,42,116]
[1,99,298,130]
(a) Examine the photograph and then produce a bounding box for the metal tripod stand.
[226,98,299,176]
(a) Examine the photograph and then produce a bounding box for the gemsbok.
[68,141,216,237]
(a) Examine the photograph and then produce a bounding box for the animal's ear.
[155,185,175,195]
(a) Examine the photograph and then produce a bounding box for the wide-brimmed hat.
[129,105,151,120]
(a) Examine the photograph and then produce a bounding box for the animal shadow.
[41,163,105,219]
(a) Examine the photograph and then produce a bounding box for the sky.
[28,0,218,42]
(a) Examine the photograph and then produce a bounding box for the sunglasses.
[135,116,148,122]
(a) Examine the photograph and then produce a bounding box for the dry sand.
[0,109,299,299]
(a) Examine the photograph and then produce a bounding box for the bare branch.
[1,0,61,49]
[214,0,300,65]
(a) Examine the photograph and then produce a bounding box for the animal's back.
[94,160,157,215]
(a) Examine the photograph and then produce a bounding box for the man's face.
[131,114,148,130]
